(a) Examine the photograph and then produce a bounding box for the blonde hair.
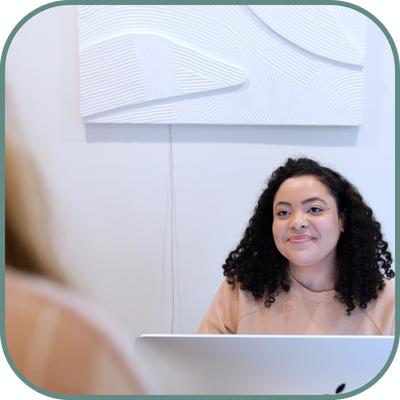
[5,137,65,283]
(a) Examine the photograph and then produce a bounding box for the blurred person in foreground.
[4,136,152,395]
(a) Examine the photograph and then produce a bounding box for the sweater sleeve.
[196,280,240,334]
[364,279,395,335]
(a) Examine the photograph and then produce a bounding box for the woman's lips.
[288,235,314,244]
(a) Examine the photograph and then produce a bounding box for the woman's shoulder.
[362,278,395,335]
[216,278,266,313]
[378,278,395,303]
[196,278,266,334]
[6,266,135,350]
[5,267,150,394]
[369,278,395,309]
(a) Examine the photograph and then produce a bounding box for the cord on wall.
[169,124,175,334]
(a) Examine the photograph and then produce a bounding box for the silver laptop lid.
[134,334,395,395]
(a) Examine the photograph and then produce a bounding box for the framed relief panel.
[78,5,367,125]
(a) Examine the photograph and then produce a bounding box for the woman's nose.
[289,213,309,230]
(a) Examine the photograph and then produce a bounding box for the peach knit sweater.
[196,275,395,335]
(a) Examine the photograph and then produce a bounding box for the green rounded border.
[0,0,400,400]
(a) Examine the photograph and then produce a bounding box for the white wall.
[5,5,395,340]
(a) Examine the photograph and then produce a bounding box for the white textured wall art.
[78,5,368,125]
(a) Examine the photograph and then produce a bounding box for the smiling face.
[272,175,345,275]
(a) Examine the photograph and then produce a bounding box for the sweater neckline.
[288,271,337,304]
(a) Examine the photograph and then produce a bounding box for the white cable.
[169,124,175,334]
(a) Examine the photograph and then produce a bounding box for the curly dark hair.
[223,157,394,315]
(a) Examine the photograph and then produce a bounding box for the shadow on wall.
[85,124,359,146]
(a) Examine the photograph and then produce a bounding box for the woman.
[5,137,152,395]
[196,157,395,335]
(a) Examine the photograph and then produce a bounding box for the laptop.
[134,334,395,395]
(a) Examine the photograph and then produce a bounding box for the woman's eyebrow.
[301,197,328,205]
[274,201,291,209]
[274,197,328,209]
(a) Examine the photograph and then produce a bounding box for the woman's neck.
[288,262,337,292]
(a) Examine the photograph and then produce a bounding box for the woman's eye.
[277,210,290,216]
[309,207,322,213]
